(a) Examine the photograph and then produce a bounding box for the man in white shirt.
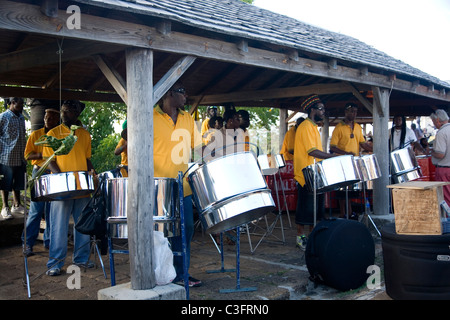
[430,109,450,205]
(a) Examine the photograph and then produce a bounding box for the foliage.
[79,101,126,151]
[91,133,121,173]
[240,0,254,3]
[77,101,126,173]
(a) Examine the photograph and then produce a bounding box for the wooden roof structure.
[1,0,449,120]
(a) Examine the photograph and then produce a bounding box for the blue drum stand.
[208,226,257,294]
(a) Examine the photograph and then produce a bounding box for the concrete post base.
[98,282,186,300]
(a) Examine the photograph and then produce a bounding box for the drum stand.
[245,168,288,254]
[207,233,236,274]
[22,174,66,298]
[217,226,257,294]
[359,183,381,237]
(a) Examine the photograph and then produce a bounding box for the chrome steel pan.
[390,146,419,176]
[188,152,275,233]
[353,154,381,182]
[390,146,422,183]
[32,171,94,201]
[302,155,360,194]
[106,177,180,238]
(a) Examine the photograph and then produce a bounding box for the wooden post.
[279,109,287,151]
[126,48,156,289]
[372,86,390,216]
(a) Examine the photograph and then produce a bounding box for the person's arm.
[360,142,373,153]
[309,149,336,160]
[25,151,42,161]
[329,145,354,155]
[114,139,127,156]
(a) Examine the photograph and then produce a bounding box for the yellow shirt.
[280,126,296,161]
[116,138,128,166]
[293,118,323,187]
[201,118,211,144]
[24,127,46,167]
[153,105,200,197]
[330,121,365,156]
[43,124,92,173]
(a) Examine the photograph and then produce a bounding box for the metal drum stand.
[22,173,66,298]
[213,226,257,294]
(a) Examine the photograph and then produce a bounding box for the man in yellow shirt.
[43,100,95,276]
[293,94,335,250]
[330,103,373,219]
[154,82,202,287]
[281,117,304,161]
[114,120,128,177]
[22,108,60,255]
[330,103,372,156]
[201,106,218,144]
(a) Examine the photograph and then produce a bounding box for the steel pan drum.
[351,154,381,190]
[188,152,275,234]
[32,171,94,201]
[303,155,360,194]
[106,177,180,238]
[390,147,422,183]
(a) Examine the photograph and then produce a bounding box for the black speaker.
[305,218,375,291]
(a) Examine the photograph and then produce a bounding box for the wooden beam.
[372,86,386,117]
[92,55,128,104]
[153,55,196,103]
[372,86,390,216]
[0,85,122,102]
[126,47,156,290]
[345,82,373,115]
[0,39,124,73]
[192,82,352,105]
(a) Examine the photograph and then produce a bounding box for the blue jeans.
[21,167,50,249]
[171,195,194,281]
[47,197,91,270]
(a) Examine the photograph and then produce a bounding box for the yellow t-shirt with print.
[293,118,323,187]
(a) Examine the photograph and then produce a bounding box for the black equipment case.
[305,218,375,291]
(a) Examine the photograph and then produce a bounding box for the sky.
[253,0,450,82]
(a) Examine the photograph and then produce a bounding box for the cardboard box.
[387,181,449,235]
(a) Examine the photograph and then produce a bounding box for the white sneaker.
[11,204,25,214]
[1,207,13,220]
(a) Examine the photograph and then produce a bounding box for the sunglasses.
[172,87,186,95]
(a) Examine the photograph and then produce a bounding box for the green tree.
[78,101,127,173]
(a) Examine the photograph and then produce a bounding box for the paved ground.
[0,211,391,301]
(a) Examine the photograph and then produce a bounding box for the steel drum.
[32,171,94,201]
[390,147,422,183]
[188,152,275,234]
[106,177,180,238]
[302,155,360,194]
[352,154,381,190]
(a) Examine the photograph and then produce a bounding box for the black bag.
[305,218,375,291]
[75,175,107,237]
